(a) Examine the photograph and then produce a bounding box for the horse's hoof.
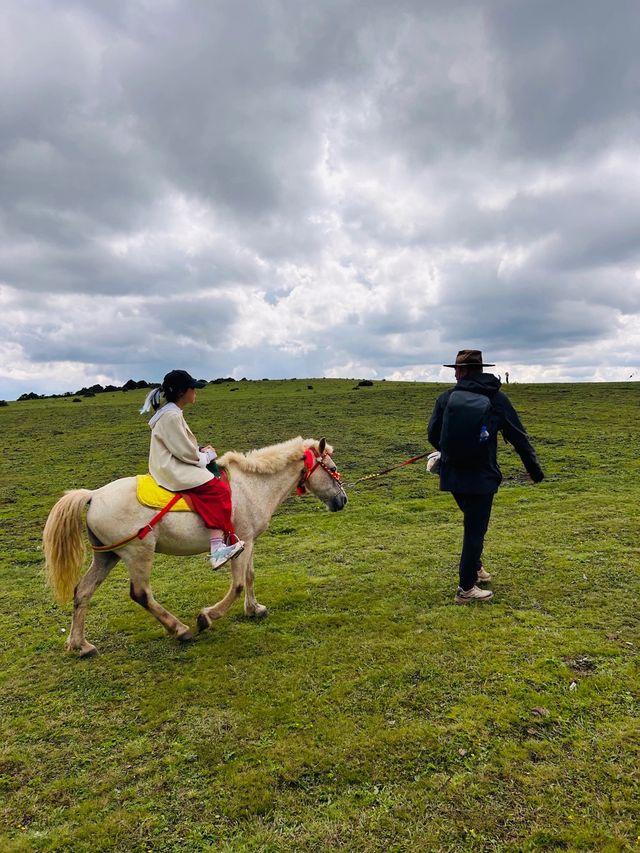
[176,628,194,643]
[196,613,211,634]
[247,605,269,619]
[78,643,98,658]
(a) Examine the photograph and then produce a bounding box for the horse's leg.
[67,550,120,658]
[196,543,253,633]
[243,546,268,619]
[125,548,193,642]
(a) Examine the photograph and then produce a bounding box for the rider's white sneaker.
[209,540,245,570]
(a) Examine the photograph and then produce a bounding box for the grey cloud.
[9,292,239,366]
[111,3,336,218]
[487,0,640,157]
[437,261,622,351]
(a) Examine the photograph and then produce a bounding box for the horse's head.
[297,438,347,512]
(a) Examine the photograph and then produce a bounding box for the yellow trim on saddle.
[136,475,191,511]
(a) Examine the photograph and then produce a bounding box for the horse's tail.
[43,489,93,603]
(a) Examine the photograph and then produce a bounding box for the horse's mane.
[219,437,332,474]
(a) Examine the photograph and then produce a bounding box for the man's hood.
[455,373,502,399]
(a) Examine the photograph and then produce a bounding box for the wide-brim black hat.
[443,349,495,368]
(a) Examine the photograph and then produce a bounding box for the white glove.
[426,451,441,474]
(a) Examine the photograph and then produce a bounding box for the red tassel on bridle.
[296,447,342,496]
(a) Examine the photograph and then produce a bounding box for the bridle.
[296,447,345,497]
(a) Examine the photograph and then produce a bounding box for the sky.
[2,0,640,399]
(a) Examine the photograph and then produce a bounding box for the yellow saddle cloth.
[136,475,192,511]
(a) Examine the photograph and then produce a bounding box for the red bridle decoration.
[296,447,343,496]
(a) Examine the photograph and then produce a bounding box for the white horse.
[43,437,346,657]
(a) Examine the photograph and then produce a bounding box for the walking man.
[428,350,544,604]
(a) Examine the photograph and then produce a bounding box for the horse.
[43,437,346,657]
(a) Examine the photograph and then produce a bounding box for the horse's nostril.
[328,494,347,512]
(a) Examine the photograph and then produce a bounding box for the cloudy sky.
[2,0,639,398]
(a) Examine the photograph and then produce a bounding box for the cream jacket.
[148,405,213,491]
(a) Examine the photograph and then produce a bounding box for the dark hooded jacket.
[427,373,544,494]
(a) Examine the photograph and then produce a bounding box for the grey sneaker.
[477,565,492,582]
[455,585,494,604]
[210,540,245,569]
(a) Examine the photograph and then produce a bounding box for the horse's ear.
[319,438,326,454]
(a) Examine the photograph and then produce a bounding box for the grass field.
[0,379,638,852]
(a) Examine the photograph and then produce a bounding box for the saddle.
[136,475,191,511]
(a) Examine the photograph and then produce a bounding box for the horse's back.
[86,476,143,540]
[90,476,138,503]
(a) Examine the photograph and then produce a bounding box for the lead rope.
[344,451,432,489]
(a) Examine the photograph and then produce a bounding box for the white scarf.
[148,402,182,428]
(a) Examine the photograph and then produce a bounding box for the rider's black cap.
[161,370,207,395]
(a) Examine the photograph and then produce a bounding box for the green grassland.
[0,379,638,852]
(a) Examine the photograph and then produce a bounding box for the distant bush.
[122,379,152,391]
[0,400,7,407]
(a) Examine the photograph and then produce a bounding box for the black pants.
[452,492,495,591]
